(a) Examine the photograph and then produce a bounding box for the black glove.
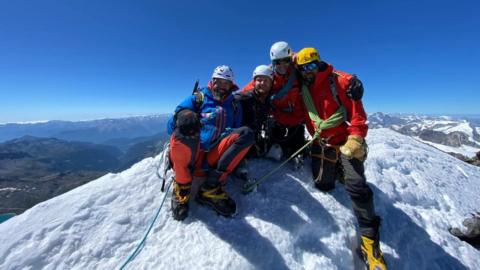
[175,109,201,137]
[347,76,364,101]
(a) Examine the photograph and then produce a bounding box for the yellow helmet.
[296,47,321,65]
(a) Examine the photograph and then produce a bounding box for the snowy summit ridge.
[0,129,479,269]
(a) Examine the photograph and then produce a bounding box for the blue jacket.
[167,86,243,151]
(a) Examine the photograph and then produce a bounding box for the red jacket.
[303,64,368,145]
[242,68,305,126]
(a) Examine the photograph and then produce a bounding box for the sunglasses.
[272,58,292,66]
[298,62,319,72]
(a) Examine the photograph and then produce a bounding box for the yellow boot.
[360,235,387,270]
[171,182,191,221]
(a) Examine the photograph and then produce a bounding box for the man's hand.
[347,76,364,101]
[340,135,366,160]
[175,110,201,137]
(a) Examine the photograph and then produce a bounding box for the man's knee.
[233,126,255,145]
[175,109,201,137]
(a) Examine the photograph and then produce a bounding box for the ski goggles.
[298,62,319,72]
[272,57,292,66]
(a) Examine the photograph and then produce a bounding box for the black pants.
[270,123,306,158]
[311,143,380,238]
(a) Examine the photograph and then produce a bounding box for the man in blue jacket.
[167,65,254,220]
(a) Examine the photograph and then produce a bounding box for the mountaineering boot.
[360,235,387,270]
[171,182,191,221]
[292,154,304,170]
[265,143,283,161]
[196,180,236,217]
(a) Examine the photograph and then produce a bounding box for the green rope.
[301,84,346,137]
[242,84,348,194]
[242,133,319,193]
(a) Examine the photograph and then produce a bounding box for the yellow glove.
[340,135,366,160]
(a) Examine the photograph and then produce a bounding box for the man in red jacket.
[267,41,306,166]
[295,47,387,270]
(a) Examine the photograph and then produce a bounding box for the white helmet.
[252,65,274,80]
[270,41,293,61]
[212,65,235,82]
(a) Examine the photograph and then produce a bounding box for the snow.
[0,187,19,192]
[0,115,167,126]
[433,121,474,139]
[415,137,480,158]
[1,129,479,270]
[0,120,50,126]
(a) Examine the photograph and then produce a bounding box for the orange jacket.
[242,68,304,126]
[303,64,368,145]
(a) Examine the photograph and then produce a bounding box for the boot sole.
[171,200,189,221]
[195,196,237,217]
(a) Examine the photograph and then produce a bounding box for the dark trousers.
[270,123,307,158]
[311,143,379,238]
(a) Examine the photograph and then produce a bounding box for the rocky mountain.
[369,113,480,158]
[115,132,168,171]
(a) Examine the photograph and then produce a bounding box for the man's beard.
[303,77,315,86]
[213,88,229,100]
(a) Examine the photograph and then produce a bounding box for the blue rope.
[119,176,173,270]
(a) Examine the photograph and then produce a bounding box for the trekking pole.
[242,133,319,194]
[156,142,171,192]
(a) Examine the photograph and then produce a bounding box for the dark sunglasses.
[298,62,319,72]
[272,58,292,65]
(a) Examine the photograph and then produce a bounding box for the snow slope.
[415,137,480,157]
[1,129,479,270]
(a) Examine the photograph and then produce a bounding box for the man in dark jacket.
[236,65,274,158]
[230,65,274,180]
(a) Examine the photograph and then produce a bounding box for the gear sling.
[301,73,347,182]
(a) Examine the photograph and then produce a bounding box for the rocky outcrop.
[418,130,476,147]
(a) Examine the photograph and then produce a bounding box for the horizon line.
[2,112,480,125]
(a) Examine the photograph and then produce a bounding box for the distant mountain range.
[368,112,480,158]
[0,115,172,215]
[0,115,170,143]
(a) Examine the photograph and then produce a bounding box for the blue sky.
[0,0,478,122]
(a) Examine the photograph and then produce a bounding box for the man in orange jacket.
[295,47,387,270]
[269,42,306,167]
[242,42,307,167]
